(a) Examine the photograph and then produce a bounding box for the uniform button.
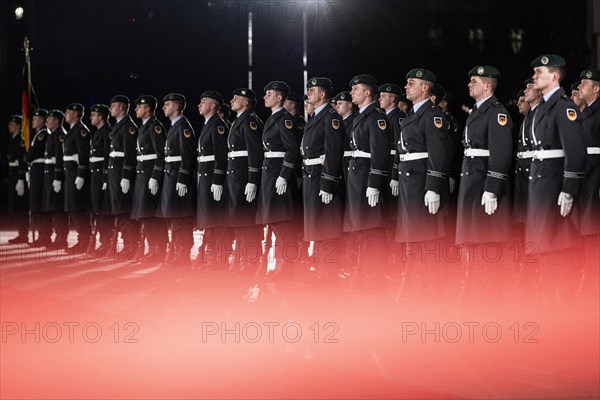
[537,175,541,178]
[529,176,533,180]
[466,172,469,175]
[460,173,463,177]
[525,168,529,172]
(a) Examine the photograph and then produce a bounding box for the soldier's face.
[577,79,599,103]
[304,101,315,116]
[163,101,177,118]
[263,90,281,109]
[110,102,124,118]
[135,104,148,119]
[65,109,78,125]
[516,96,530,115]
[8,121,20,134]
[90,111,102,127]
[198,97,216,116]
[32,116,45,130]
[468,77,486,101]
[306,86,322,105]
[230,95,246,112]
[350,84,367,106]
[336,100,352,117]
[404,79,423,102]
[46,117,59,131]
[378,93,395,110]
[532,67,554,92]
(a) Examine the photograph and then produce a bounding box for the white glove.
[366,187,380,207]
[449,177,456,194]
[389,179,399,197]
[557,192,573,217]
[102,182,107,191]
[481,191,497,215]
[319,190,333,204]
[75,177,85,190]
[176,182,187,197]
[148,178,159,195]
[52,180,62,193]
[275,176,287,195]
[15,180,25,196]
[120,178,131,194]
[244,183,257,202]
[424,190,440,214]
[211,184,223,201]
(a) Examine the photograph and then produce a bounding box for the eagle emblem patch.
[377,119,387,130]
[250,122,258,131]
[59,135,65,143]
[154,126,162,134]
[129,127,136,135]
[332,119,340,130]
[433,117,443,128]
[80,130,88,137]
[285,120,293,129]
[183,129,192,138]
[497,114,507,126]
[37,133,45,141]
[566,108,577,121]
[217,126,225,135]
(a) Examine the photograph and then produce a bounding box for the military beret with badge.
[232,88,256,100]
[307,77,333,91]
[571,81,581,91]
[349,74,377,88]
[90,104,109,118]
[406,68,436,83]
[334,91,352,102]
[580,69,600,83]
[264,81,290,97]
[136,95,157,108]
[9,115,22,124]
[468,65,501,79]
[201,90,224,104]
[66,103,84,113]
[163,93,186,103]
[286,92,304,104]
[378,83,403,96]
[33,108,48,118]
[110,95,130,105]
[530,54,566,68]
[47,109,65,120]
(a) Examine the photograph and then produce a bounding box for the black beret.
[264,81,290,97]
[349,74,377,88]
[66,103,84,113]
[9,115,22,124]
[378,83,403,96]
[442,92,454,102]
[201,90,224,104]
[531,54,566,68]
[286,92,304,104]
[232,88,256,100]
[90,104,110,117]
[571,82,581,91]
[524,77,534,86]
[517,90,526,98]
[47,109,65,120]
[307,77,333,90]
[398,93,412,105]
[163,93,186,103]
[406,68,436,83]
[218,103,230,114]
[110,95,130,105]
[431,84,446,100]
[303,94,309,102]
[33,108,48,117]
[334,91,352,102]
[468,65,501,79]
[580,69,600,83]
[135,95,157,107]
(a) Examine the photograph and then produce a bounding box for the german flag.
[21,37,38,152]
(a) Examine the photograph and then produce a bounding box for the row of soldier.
[4,54,599,299]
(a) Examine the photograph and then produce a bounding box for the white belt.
[31,158,45,164]
[197,155,215,162]
[44,157,56,165]
[390,150,397,155]
[532,149,565,159]
[464,148,490,157]
[587,147,600,155]
[137,154,157,161]
[264,151,286,158]
[343,151,353,157]
[516,151,535,159]
[8,161,19,167]
[303,155,325,166]
[351,150,371,158]
[109,151,125,158]
[399,152,428,162]
[165,156,182,163]
[228,150,248,158]
[63,154,79,162]
[90,157,105,163]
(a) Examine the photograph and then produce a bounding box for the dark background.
[0,0,592,189]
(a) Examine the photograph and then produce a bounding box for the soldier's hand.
[148,178,159,195]
[15,180,25,196]
[75,177,85,190]
[52,180,62,193]
[120,178,131,194]
[424,190,440,214]
[275,176,287,195]
[389,179,399,197]
[319,190,333,204]
[211,184,223,201]
[557,192,573,217]
[176,182,187,197]
[102,182,107,191]
[481,191,497,215]
[366,187,380,207]
[449,177,456,194]
[244,183,257,202]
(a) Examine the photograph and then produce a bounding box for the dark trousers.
[141,217,168,250]
[170,217,194,259]
[271,221,301,267]
[91,214,114,248]
[48,210,69,245]
[68,211,91,244]
[31,212,52,242]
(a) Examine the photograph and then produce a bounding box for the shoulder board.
[328,108,336,114]
[375,107,386,114]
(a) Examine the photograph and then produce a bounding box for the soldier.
[576,69,600,297]
[130,95,168,264]
[195,90,230,269]
[398,93,412,115]
[570,82,586,112]
[343,74,390,289]
[6,115,29,244]
[226,88,264,273]
[301,77,345,280]
[88,104,112,256]
[284,92,306,133]
[42,110,69,250]
[455,66,513,301]
[394,69,453,299]
[255,81,301,278]
[304,94,315,118]
[63,103,92,252]
[157,93,196,267]
[527,55,587,305]
[218,104,232,129]
[26,109,50,247]
[105,95,139,260]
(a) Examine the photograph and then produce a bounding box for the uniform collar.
[412,99,428,114]
[359,102,375,114]
[543,86,561,103]
[171,114,183,126]
[314,102,327,116]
